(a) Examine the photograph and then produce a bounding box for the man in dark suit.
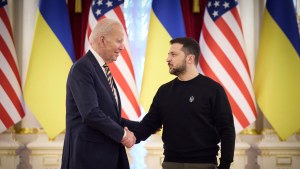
[61,18,137,169]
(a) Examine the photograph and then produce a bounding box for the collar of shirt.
[90,48,118,105]
[90,48,106,75]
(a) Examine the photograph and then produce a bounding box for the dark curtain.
[181,0,207,40]
[68,0,92,60]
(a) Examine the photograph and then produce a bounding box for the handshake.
[121,127,136,148]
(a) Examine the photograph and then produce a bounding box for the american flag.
[199,0,257,132]
[84,0,141,120]
[0,0,25,133]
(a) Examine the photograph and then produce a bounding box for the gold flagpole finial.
[193,0,200,13]
[75,0,82,13]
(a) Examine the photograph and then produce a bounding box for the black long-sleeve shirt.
[135,74,235,169]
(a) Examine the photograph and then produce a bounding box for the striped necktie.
[103,64,115,94]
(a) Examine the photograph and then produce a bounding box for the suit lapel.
[112,78,121,113]
[87,51,120,113]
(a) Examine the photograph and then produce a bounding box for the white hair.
[89,18,121,42]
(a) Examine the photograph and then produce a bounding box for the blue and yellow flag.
[24,0,74,139]
[254,0,300,139]
[140,0,186,112]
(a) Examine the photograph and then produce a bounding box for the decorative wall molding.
[258,129,300,169]
[1,131,300,169]
[0,132,19,169]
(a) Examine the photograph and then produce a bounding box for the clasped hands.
[121,127,136,148]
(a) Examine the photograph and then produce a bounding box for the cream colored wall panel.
[145,134,164,169]
[258,130,300,169]
[27,133,64,169]
[0,132,19,169]
[231,142,249,169]
[1,132,300,169]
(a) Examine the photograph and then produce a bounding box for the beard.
[169,62,186,76]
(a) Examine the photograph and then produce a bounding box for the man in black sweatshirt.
[134,37,235,169]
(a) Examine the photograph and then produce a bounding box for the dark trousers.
[162,162,217,169]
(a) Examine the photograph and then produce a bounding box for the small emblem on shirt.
[189,96,194,103]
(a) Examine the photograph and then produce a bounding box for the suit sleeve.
[68,63,124,143]
[213,85,236,169]
[120,118,139,131]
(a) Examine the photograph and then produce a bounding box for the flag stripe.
[216,16,250,77]
[267,0,300,55]
[119,47,134,78]
[222,11,244,51]
[152,0,185,38]
[0,36,21,88]
[0,8,13,39]
[200,35,255,127]
[39,0,75,61]
[117,85,139,119]
[121,108,129,120]
[231,8,243,35]
[0,103,14,128]
[0,16,18,67]
[203,10,253,95]
[199,0,257,133]
[0,1,25,133]
[110,63,140,117]
[112,54,138,97]
[201,23,256,124]
[0,120,6,131]
[0,86,22,123]
[0,70,25,118]
[200,34,256,123]
[200,55,250,128]
[202,24,256,117]
[0,52,22,102]
[200,51,250,128]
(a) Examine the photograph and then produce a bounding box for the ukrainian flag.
[140,0,186,112]
[254,0,300,139]
[24,0,74,139]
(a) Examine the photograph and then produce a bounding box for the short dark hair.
[170,37,200,65]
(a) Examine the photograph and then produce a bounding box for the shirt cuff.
[218,162,231,169]
[122,129,127,138]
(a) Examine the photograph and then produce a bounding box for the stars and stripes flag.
[199,0,257,132]
[0,0,25,133]
[84,0,141,120]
